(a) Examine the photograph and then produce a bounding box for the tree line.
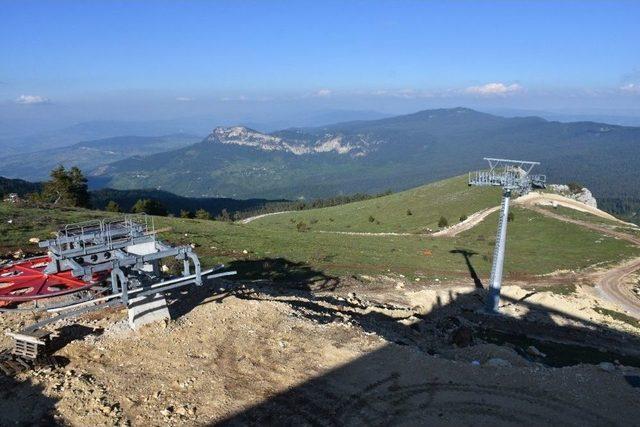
[11,166,393,221]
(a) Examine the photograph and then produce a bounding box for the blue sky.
[1,0,639,132]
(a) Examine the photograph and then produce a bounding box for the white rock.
[527,345,546,358]
[598,362,615,372]
[485,358,512,368]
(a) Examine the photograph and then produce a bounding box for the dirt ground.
[1,273,640,426]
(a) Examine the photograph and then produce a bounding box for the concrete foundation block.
[128,293,170,330]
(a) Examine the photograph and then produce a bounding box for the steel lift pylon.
[468,158,546,313]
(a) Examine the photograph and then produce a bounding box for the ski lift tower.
[468,158,546,313]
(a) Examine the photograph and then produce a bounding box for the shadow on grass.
[450,248,484,289]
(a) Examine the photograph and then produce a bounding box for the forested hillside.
[96,108,640,200]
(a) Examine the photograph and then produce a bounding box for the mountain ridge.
[86,107,640,200]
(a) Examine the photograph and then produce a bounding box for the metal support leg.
[121,275,129,306]
[183,259,190,277]
[110,267,128,305]
[110,269,119,294]
[187,252,202,286]
[486,190,511,313]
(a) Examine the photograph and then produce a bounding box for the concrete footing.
[128,293,170,330]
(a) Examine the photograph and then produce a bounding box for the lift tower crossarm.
[484,158,539,173]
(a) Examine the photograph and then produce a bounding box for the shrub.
[216,208,231,221]
[567,182,583,194]
[507,211,515,222]
[105,200,121,213]
[180,209,194,219]
[368,215,375,223]
[195,208,212,220]
[296,221,308,232]
[459,214,468,222]
[406,209,413,216]
[438,216,448,228]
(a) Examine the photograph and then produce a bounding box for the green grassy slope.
[251,175,501,233]
[2,200,637,284]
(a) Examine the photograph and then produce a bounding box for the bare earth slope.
[2,279,640,426]
[516,191,636,225]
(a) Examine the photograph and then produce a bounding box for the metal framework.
[39,215,202,304]
[0,215,236,360]
[469,158,546,312]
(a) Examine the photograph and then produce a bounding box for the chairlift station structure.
[469,158,546,312]
[0,215,235,362]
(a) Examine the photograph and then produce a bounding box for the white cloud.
[314,88,332,97]
[220,95,248,102]
[620,83,640,94]
[15,94,50,104]
[368,88,437,99]
[176,96,194,102]
[465,82,523,96]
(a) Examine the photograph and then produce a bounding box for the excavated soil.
[1,276,640,426]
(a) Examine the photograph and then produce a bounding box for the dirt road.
[432,206,500,237]
[239,211,293,224]
[595,257,640,318]
[526,205,640,318]
[529,205,640,246]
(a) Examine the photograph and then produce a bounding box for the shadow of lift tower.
[469,158,546,313]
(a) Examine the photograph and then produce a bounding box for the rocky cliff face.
[207,126,376,157]
[548,184,598,208]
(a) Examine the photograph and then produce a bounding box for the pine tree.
[41,166,91,208]
[105,200,121,212]
[195,208,212,220]
[132,199,167,216]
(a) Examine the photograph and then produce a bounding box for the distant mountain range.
[94,107,640,200]
[0,176,42,196]
[0,134,201,182]
[0,109,389,155]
